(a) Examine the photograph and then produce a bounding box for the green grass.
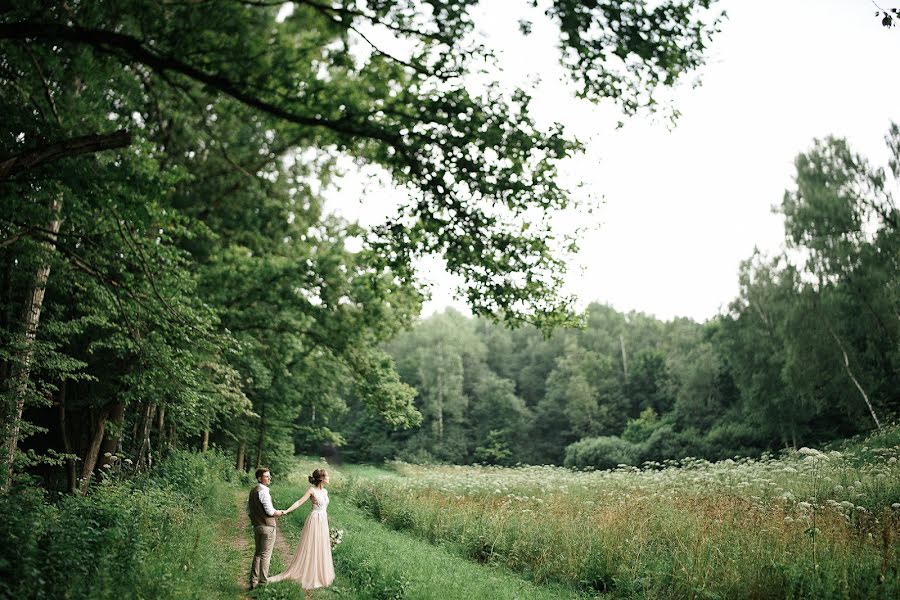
[259,461,590,600]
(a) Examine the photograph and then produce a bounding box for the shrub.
[149,448,247,497]
[638,424,708,463]
[622,408,660,444]
[704,421,766,459]
[0,450,241,599]
[564,436,640,470]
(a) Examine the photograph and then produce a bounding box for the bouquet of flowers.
[329,527,344,549]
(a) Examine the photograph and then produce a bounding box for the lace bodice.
[309,487,329,514]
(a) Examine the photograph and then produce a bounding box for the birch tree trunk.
[829,328,882,430]
[435,340,444,440]
[436,370,444,441]
[2,197,61,491]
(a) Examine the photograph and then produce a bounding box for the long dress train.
[268,487,335,589]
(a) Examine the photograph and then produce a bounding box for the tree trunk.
[130,417,139,452]
[99,401,125,469]
[829,329,882,430]
[57,380,77,493]
[156,403,166,456]
[168,420,176,451]
[0,254,11,384]
[435,342,445,440]
[255,408,266,468]
[135,402,157,471]
[436,368,444,440]
[2,197,61,491]
[79,407,107,494]
[201,429,209,453]
[620,334,628,377]
[236,440,246,472]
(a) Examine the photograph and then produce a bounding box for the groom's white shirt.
[252,483,276,517]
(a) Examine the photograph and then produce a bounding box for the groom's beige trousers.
[251,524,276,587]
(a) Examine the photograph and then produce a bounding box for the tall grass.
[264,459,590,600]
[0,450,249,600]
[343,427,900,598]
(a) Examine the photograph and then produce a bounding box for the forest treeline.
[339,130,900,467]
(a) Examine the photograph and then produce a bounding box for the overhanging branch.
[0,130,132,180]
[0,22,405,149]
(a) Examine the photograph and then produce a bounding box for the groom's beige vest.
[249,486,277,527]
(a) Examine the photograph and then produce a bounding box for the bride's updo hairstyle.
[308,469,327,486]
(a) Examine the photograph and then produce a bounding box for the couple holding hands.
[248,467,334,592]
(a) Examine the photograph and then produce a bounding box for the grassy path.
[250,479,590,600]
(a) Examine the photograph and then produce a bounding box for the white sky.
[323,0,900,323]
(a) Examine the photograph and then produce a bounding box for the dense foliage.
[0,451,248,599]
[0,0,719,493]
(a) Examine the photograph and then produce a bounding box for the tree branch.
[0,22,404,148]
[0,130,132,180]
[293,0,452,44]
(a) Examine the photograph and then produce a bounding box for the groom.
[248,467,286,589]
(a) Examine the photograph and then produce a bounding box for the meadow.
[2,431,897,599]
[341,426,900,599]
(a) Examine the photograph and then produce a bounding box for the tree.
[778,129,900,432]
[468,369,530,464]
[717,253,808,448]
[625,349,675,416]
[0,0,721,328]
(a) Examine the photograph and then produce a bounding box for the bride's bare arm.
[285,488,313,514]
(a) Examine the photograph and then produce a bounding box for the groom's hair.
[255,467,270,481]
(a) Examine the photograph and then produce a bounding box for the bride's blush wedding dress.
[268,487,335,589]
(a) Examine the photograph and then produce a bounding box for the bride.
[267,469,335,591]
